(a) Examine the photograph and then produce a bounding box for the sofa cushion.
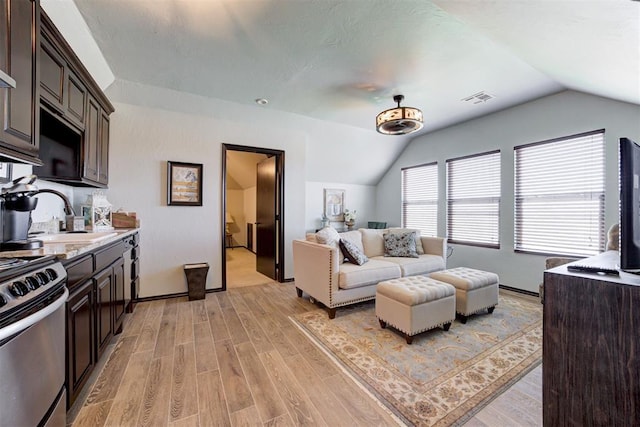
[338,259,401,290]
[384,231,419,258]
[373,254,445,277]
[339,238,369,265]
[338,230,365,253]
[359,228,386,258]
[388,227,425,254]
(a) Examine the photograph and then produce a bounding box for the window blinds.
[446,151,501,247]
[514,130,605,257]
[402,162,438,237]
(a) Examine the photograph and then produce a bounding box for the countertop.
[0,228,139,261]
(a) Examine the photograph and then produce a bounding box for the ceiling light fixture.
[376,95,423,135]
[255,98,268,106]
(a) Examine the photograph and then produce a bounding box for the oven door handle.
[0,288,69,341]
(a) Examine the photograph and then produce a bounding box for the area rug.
[290,292,542,426]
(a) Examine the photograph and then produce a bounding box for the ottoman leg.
[443,322,451,331]
[378,318,387,329]
[296,287,302,298]
[328,308,337,319]
[488,306,496,314]
[405,334,414,345]
[458,313,468,324]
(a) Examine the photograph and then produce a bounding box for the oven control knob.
[9,282,27,297]
[26,276,41,290]
[45,268,58,281]
[36,272,49,285]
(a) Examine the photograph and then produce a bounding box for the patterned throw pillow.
[339,238,369,265]
[387,228,425,254]
[383,231,419,258]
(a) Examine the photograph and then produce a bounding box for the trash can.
[184,263,209,301]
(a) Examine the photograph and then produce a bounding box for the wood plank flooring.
[69,284,542,427]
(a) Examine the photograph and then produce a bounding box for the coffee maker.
[0,175,43,251]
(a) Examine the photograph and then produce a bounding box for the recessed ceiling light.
[255,98,268,106]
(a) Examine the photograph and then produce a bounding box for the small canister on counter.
[66,215,85,232]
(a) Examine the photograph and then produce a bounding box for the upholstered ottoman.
[429,267,499,323]
[375,276,456,344]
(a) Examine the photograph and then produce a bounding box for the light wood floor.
[69,284,542,426]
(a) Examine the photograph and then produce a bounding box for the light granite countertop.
[0,228,139,261]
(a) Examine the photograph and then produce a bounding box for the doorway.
[221,144,284,290]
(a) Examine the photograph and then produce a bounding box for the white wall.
[305,182,378,232]
[376,90,640,293]
[105,79,394,297]
[226,189,244,246]
[244,186,257,251]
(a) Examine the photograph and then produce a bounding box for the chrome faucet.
[33,189,76,216]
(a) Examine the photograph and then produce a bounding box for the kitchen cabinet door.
[112,258,125,334]
[40,29,87,130]
[95,267,113,358]
[66,72,87,127]
[83,95,100,182]
[66,279,95,408]
[39,34,65,112]
[0,0,41,165]
[98,110,109,184]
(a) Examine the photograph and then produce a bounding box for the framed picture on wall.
[324,188,345,221]
[0,162,12,184]
[167,161,203,206]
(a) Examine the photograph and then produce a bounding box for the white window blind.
[447,151,501,247]
[402,163,438,237]
[514,130,605,257]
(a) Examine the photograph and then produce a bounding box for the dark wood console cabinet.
[0,0,41,165]
[543,254,640,426]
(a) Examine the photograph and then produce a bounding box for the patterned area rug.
[290,292,542,426]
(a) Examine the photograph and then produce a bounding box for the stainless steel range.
[0,255,68,427]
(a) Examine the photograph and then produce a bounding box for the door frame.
[221,144,285,290]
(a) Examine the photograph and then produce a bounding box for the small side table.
[225,233,233,249]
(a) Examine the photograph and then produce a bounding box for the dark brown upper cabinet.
[38,10,114,187]
[40,33,87,130]
[0,0,42,166]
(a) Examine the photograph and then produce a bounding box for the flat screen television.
[619,137,640,273]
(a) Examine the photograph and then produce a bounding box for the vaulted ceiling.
[66,0,638,136]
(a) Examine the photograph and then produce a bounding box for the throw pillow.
[315,226,345,264]
[339,238,369,265]
[316,226,340,245]
[383,231,419,258]
[388,227,425,254]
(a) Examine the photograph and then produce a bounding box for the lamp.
[225,212,233,234]
[376,95,423,135]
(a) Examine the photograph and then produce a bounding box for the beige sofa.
[292,228,447,318]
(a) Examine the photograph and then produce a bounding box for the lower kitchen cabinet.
[64,237,129,408]
[66,279,94,407]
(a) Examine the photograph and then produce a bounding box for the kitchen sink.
[36,232,119,244]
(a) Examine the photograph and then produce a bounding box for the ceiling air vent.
[462,91,495,104]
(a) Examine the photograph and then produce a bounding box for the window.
[446,151,501,247]
[402,162,438,237]
[514,130,605,257]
